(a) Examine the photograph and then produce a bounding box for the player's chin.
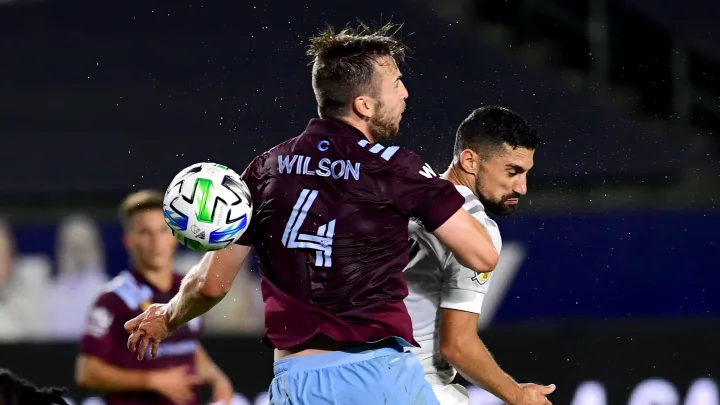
[146,258,173,270]
[496,203,519,217]
[390,124,401,138]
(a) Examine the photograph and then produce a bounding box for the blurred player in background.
[125,23,499,405]
[75,190,233,405]
[404,106,554,405]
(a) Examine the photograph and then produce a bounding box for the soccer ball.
[163,162,252,252]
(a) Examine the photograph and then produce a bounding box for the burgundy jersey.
[236,118,464,350]
[79,270,203,405]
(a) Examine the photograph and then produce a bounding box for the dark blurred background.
[0,0,718,404]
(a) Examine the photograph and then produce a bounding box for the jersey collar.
[303,118,369,142]
[129,268,180,294]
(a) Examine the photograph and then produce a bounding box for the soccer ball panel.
[163,163,252,252]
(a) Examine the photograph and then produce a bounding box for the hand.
[511,383,555,405]
[147,366,202,405]
[125,303,174,360]
[209,374,234,405]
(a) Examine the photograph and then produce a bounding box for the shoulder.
[240,154,265,178]
[95,271,154,313]
[455,186,502,249]
[242,136,304,176]
[355,142,437,178]
[355,139,403,162]
[83,280,135,339]
[456,186,489,221]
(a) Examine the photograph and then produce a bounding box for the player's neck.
[334,115,376,143]
[445,164,477,196]
[135,267,174,292]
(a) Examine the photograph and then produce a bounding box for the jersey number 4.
[281,189,335,267]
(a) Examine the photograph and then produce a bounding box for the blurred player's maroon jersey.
[237,118,464,349]
[80,270,203,405]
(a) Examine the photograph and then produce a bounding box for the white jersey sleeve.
[404,184,503,386]
[439,188,503,314]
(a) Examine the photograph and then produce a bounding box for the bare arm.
[439,308,522,405]
[166,244,251,331]
[389,150,497,273]
[195,344,224,385]
[77,353,202,404]
[196,344,234,403]
[75,354,150,392]
[433,208,499,273]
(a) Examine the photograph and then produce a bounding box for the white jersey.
[404,185,503,386]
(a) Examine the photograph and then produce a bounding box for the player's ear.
[121,233,129,250]
[458,149,478,174]
[352,96,373,119]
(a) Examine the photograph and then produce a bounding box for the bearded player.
[404,106,555,405]
[124,23,500,405]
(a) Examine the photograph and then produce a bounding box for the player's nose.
[514,181,528,196]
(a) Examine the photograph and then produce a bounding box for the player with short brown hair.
[125,23,498,405]
[75,190,233,405]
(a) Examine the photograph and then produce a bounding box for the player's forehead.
[373,55,401,79]
[127,208,164,228]
[492,144,535,169]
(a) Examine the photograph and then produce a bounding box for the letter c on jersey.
[318,140,330,151]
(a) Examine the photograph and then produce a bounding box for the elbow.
[479,249,500,273]
[196,275,231,300]
[76,374,92,390]
[463,250,499,273]
[186,253,234,300]
[439,338,465,366]
[74,357,92,388]
[74,371,88,388]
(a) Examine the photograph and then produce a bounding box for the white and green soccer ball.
[163,162,252,252]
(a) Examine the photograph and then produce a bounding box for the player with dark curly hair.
[404,106,554,405]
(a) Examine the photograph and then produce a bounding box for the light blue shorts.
[268,342,440,405]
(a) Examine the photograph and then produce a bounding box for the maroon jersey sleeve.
[235,157,261,246]
[79,292,133,363]
[385,149,464,232]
